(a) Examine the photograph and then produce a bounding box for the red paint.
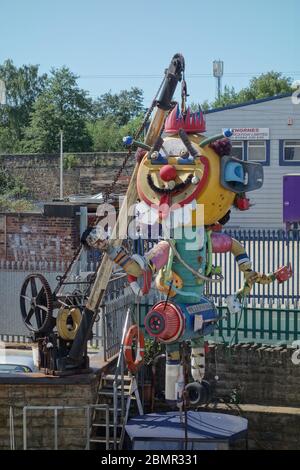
[274,264,293,283]
[159,164,177,182]
[127,274,137,283]
[164,104,206,134]
[159,193,171,219]
[211,233,233,253]
[211,223,223,232]
[137,156,210,209]
[235,196,250,211]
[144,301,185,343]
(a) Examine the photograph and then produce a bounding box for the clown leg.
[185,337,210,405]
[165,343,181,402]
[191,337,205,382]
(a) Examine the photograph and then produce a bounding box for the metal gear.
[20,273,54,333]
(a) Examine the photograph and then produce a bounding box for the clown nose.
[159,164,177,182]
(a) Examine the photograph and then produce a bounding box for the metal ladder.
[90,308,143,449]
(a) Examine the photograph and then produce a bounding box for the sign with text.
[223,128,270,140]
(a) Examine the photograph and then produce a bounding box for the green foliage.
[22,67,93,153]
[92,87,144,126]
[0,167,32,211]
[0,168,29,198]
[0,60,293,155]
[192,71,293,111]
[144,338,164,365]
[0,195,34,212]
[63,153,80,170]
[88,114,143,152]
[0,59,47,148]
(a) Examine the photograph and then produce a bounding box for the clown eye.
[177,155,195,165]
[149,151,168,165]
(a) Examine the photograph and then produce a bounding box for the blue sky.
[0,0,298,106]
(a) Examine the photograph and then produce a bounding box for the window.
[284,140,300,161]
[247,140,266,162]
[231,141,244,160]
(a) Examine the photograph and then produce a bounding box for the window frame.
[242,139,271,166]
[246,139,270,165]
[231,140,245,160]
[279,139,300,165]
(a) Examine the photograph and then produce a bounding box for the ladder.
[89,308,143,449]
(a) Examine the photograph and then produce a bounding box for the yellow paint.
[56,307,82,341]
[155,269,183,297]
[137,133,235,225]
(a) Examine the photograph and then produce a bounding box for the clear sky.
[0,0,298,106]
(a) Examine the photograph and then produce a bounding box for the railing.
[0,229,299,348]
[22,404,110,450]
[101,276,134,361]
[209,229,300,304]
[213,302,300,345]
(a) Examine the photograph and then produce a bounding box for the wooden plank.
[86,107,166,311]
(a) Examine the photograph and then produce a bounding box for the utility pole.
[60,130,63,200]
[213,60,224,102]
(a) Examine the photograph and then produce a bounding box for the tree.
[191,72,293,111]
[0,59,47,146]
[238,71,293,102]
[22,67,92,153]
[92,87,144,126]
[87,115,143,152]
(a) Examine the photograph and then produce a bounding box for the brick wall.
[0,212,80,263]
[1,152,134,200]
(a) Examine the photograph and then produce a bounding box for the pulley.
[56,307,82,341]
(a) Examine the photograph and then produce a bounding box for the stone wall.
[153,342,300,449]
[1,152,134,200]
[205,343,300,407]
[0,372,100,450]
[0,212,80,263]
[205,403,300,450]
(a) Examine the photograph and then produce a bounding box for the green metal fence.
[137,298,300,346]
[212,303,300,345]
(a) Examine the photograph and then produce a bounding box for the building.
[204,93,300,229]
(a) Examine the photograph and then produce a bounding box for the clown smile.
[147,173,194,195]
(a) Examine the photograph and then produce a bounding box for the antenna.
[213,60,224,101]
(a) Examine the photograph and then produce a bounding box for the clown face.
[137,133,237,226]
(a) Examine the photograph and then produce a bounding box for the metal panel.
[205,95,300,228]
[283,174,300,223]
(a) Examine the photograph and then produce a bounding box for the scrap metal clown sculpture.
[81,53,292,405]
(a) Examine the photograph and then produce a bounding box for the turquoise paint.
[170,227,207,304]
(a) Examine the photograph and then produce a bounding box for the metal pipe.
[54,408,58,450]
[23,407,27,450]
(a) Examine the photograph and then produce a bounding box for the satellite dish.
[0,80,6,105]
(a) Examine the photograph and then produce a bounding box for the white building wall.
[204,96,300,228]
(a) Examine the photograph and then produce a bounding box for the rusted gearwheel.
[20,273,53,333]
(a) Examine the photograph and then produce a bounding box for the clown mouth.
[147,173,194,195]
